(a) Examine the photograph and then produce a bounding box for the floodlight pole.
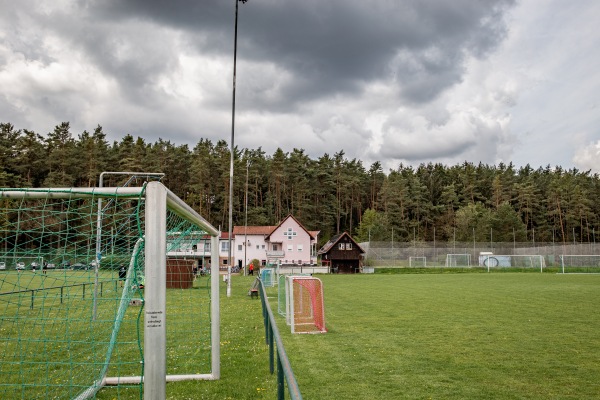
[244,160,249,276]
[228,0,247,296]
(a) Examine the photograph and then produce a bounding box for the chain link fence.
[360,241,600,267]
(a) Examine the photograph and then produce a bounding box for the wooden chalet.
[318,232,365,273]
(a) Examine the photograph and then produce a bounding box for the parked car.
[46,263,56,270]
[29,262,40,270]
[15,262,25,270]
[60,261,71,269]
[72,263,88,270]
[0,261,6,270]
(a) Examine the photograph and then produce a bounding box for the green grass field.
[2,271,600,399]
[274,273,600,399]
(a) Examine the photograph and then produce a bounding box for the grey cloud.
[83,0,515,108]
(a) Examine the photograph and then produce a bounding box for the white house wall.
[235,233,269,267]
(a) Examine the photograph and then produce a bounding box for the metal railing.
[257,278,302,400]
[0,279,121,309]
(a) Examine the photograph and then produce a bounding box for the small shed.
[166,259,195,289]
[318,232,365,273]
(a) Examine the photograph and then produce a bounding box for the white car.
[0,262,5,270]
[15,262,25,270]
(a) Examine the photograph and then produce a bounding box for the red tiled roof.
[229,216,320,239]
[232,226,276,235]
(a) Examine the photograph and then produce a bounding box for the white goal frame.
[445,254,471,268]
[480,254,546,273]
[287,276,326,334]
[1,182,221,400]
[559,255,600,274]
[409,256,426,268]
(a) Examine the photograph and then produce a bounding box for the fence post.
[277,354,284,400]
[269,325,274,374]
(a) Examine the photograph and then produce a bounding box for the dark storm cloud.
[82,0,514,109]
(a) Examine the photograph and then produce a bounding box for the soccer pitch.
[274,273,600,399]
[3,272,598,399]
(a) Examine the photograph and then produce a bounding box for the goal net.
[0,182,220,399]
[445,254,471,268]
[559,255,600,274]
[278,273,310,318]
[287,276,326,334]
[260,267,276,287]
[479,254,546,272]
[409,256,426,268]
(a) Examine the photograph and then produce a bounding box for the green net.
[0,186,216,399]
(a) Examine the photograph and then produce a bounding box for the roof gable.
[318,232,365,254]
[266,214,317,241]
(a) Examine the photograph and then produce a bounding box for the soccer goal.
[559,255,600,274]
[409,256,426,268]
[286,276,326,334]
[260,267,276,287]
[445,253,471,268]
[0,182,220,400]
[278,273,310,318]
[479,254,546,272]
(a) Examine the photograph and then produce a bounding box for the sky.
[1,0,599,173]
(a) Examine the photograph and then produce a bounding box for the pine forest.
[2,122,599,247]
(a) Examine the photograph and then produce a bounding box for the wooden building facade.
[318,232,365,273]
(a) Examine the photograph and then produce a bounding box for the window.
[339,243,345,250]
[346,242,352,250]
[256,245,259,249]
[220,241,229,252]
[237,245,242,251]
[204,242,211,252]
[297,244,303,252]
[287,244,293,252]
[262,245,265,249]
[273,244,279,251]
[285,227,297,240]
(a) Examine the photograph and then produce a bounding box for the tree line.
[2,122,599,246]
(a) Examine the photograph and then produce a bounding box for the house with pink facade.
[165,214,319,273]
[233,214,319,270]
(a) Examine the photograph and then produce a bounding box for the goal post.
[0,182,220,399]
[409,256,426,268]
[445,254,471,268]
[559,255,600,274]
[479,254,546,273]
[288,276,326,334]
[260,267,276,287]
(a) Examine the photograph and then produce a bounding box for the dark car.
[72,263,88,270]
[60,261,71,269]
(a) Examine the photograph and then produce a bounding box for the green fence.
[258,278,302,400]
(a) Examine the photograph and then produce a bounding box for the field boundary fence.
[258,278,302,400]
[360,241,600,269]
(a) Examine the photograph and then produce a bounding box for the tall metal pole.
[228,0,241,297]
[244,160,249,276]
